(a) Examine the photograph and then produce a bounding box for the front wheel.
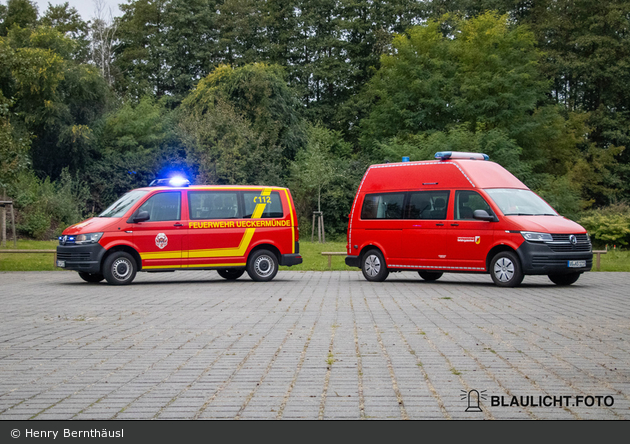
[78,272,104,283]
[490,251,523,287]
[418,271,443,281]
[103,251,137,285]
[548,273,581,286]
[246,249,278,282]
[361,249,389,282]
[217,269,245,280]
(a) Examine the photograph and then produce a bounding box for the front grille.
[57,252,92,261]
[531,256,592,268]
[547,233,591,252]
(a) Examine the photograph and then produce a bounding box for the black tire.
[78,272,104,283]
[246,249,278,282]
[548,273,581,286]
[217,269,245,280]
[103,251,137,285]
[418,271,443,281]
[361,249,389,282]
[490,251,524,287]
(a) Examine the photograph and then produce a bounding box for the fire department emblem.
[155,233,168,249]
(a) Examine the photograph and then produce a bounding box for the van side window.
[405,191,450,220]
[455,191,491,220]
[188,191,240,220]
[137,192,181,221]
[243,191,284,218]
[361,193,405,219]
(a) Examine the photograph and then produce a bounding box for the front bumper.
[56,243,107,274]
[516,241,592,275]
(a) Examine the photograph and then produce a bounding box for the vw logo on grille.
[569,235,577,246]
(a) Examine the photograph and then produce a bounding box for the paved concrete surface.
[0,270,628,420]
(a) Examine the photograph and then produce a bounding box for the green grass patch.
[279,241,353,271]
[594,248,630,272]
[0,240,59,271]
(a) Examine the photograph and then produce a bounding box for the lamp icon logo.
[462,389,487,412]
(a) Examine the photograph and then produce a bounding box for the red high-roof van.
[345,152,592,287]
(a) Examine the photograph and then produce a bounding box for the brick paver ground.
[0,270,628,420]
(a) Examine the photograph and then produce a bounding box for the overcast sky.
[31,0,124,21]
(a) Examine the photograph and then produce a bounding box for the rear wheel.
[361,249,389,282]
[246,249,278,282]
[217,269,245,280]
[418,271,443,281]
[78,272,104,283]
[548,273,581,286]
[103,251,137,285]
[490,251,523,287]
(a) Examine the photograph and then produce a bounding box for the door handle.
[451,223,459,226]
[173,223,183,227]
[435,223,444,226]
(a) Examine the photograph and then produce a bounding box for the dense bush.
[8,168,90,239]
[579,203,630,247]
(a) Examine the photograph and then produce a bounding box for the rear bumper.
[345,255,360,268]
[516,242,592,275]
[56,243,107,274]
[280,254,302,266]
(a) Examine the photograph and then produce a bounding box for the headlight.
[75,232,104,244]
[521,231,553,242]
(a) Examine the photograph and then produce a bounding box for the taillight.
[295,226,299,242]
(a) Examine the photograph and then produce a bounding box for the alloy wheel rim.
[494,258,514,282]
[112,258,131,281]
[254,255,274,277]
[365,255,381,277]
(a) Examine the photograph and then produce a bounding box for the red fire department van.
[345,152,593,287]
[56,179,302,285]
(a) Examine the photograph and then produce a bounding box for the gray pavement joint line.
[407,292,541,419]
[114,287,270,419]
[318,289,339,420]
[235,285,318,419]
[372,290,451,419]
[391,285,495,419]
[152,294,292,419]
[276,283,327,419]
[110,325,236,420]
[450,289,627,416]
[349,293,366,420]
[362,292,409,420]
[191,293,304,420]
[463,285,630,374]
[0,326,171,417]
[0,318,159,395]
[50,289,257,419]
[484,324,625,418]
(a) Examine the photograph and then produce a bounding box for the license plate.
[57,260,65,268]
[568,260,586,268]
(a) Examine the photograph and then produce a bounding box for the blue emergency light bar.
[149,177,190,187]
[435,151,489,161]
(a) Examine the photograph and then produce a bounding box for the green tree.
[0,0,38,36]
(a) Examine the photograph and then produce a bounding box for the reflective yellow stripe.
[284,188,295,253]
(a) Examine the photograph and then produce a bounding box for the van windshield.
[99,190,150,218]
[485,189,558,216]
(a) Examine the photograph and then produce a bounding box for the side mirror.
[473,209,496,222]
[133,210,150,223]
